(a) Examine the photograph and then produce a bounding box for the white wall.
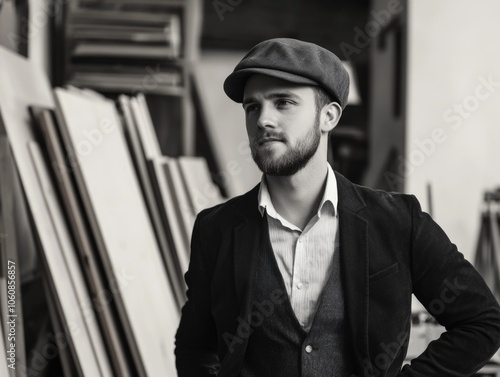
[28,0,51,77]
[406,0,500,262]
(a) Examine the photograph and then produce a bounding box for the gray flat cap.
[223,38,350,109]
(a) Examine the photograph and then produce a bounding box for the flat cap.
[224,38,350,109]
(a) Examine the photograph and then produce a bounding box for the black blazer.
[175,172,500,376]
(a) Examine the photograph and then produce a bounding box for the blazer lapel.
[335,172,371,373]
[219,185,262,376]
[233,203,262,311]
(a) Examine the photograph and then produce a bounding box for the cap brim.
[223,67,319,103]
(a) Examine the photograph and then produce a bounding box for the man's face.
[242,74,321,176]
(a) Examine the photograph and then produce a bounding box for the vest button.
[305,345,313,353]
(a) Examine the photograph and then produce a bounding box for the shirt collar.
[258,164,338,221]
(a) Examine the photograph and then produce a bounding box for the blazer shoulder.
[359,184,416,208]
[196,183,260,231]
[346,178,420,223]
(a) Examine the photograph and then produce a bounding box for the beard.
[250,112,321,176]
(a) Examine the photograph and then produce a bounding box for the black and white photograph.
[1,0,500,376]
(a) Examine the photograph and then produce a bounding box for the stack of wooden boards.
[0,45,223,376]
[64,0,184,95]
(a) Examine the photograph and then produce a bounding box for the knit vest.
[239,219,351,376]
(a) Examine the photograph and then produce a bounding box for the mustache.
[255,131,286,145]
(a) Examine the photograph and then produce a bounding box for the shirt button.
[305,345,313,353]
[298,238,302,243]
[297,282,303,289]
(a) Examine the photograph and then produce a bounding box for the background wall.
[0,0,18,52]
[406,0,500,262]
[194,51,261,197]
[28,0,50,77]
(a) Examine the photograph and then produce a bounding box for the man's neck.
[265,159,329,230]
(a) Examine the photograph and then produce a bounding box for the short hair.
[312,86,336,113]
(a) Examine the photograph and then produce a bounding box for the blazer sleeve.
[398,196,500,376]
[175,212,220,377]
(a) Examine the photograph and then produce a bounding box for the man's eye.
[245,104,259,113]
[276,99,293,108]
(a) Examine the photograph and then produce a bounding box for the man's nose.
[256,104,277,129]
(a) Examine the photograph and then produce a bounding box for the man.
[175,38,500,376]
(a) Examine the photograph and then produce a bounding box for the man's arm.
[399,196,500,376]
[175,213,220,377]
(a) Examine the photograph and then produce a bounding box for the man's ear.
[321,102,342,133]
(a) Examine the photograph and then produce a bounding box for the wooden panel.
[177,156,225,214]
[29,143,112,376]
[0,46,107,377]
[130,94,162,160]
[118,96,185,307]
[54,88,179,377]
[32,107,131,377]
[149,157,189,275]
[29,142,113,377]
[164,159,195,246]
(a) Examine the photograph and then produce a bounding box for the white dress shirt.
[258,164,339,331]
